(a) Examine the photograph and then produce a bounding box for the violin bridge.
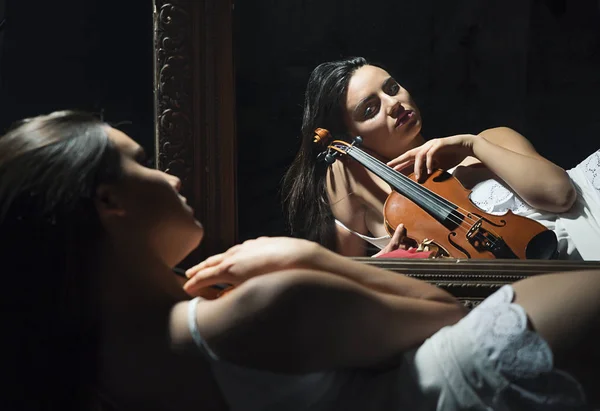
[466,219,503,252]
[466,219,483,240]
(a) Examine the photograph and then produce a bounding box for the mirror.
[153,0,600,268]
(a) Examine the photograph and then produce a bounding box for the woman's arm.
[184,237,456,304]
[388,127,577,213]
[473,127,576,213]
[305,241,456,303]
[190,269,466,373]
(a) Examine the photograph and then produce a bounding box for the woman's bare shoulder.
[327,157,389,203]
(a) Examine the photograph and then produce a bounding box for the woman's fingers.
[413,148,428,180]
[426,144,439,175]
[387,147,419,169]
[185,253,224,278]
[186,244,242,278]
[390,224,407,247]
[387,154,409,168]
[372,224,407,257]
[183,263,233,294]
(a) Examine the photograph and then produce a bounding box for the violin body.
[383,169,558,259]
[319,134,558,260]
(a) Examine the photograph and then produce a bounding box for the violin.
[316,130,558,259]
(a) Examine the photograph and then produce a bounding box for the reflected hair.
[282,57,368,249]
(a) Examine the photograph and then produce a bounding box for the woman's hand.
[372,224,408,257]
[183,237,320,295]
[387,134,476,181]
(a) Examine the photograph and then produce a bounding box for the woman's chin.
[191,223,204,248]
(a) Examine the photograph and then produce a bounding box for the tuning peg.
[324,153,337,164]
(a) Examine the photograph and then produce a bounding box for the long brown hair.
[282,57,368,250]
[0,111,122,410]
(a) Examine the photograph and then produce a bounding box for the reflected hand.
[387,135,476,181]
[372,224,408,257]
[183,237,319,295]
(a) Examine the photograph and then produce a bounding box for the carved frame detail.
[153,0,237,262]
[359,259,600,306]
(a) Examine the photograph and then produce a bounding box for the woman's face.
[343,65,423,160]
[103,127,204,267]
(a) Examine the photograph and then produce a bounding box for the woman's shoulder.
[326,157,390,203]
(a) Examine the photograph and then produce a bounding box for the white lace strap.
[334,219,391,250]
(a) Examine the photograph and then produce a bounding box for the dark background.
[236,0,600,241]
[1,1,599,244]
[0,1,155,154]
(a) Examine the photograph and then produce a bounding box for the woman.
[2,110,599,410]
[282,57,600,259]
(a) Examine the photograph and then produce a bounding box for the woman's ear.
[94,184,126,219]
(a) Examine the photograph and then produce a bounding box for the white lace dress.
[469,149,600,260]
[188,285,589,410]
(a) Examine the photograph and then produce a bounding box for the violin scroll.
[313,128,332,145]
[314,128,365,165]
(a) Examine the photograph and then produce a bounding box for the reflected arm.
[473,127,576,212]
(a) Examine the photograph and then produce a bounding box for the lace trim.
[467,286,553,379]
[581,149,600,194]
[470,179,534,215]
[452,286,588,408]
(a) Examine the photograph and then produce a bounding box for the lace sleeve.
[469,179,534,215]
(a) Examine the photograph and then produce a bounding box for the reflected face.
[106,127,204,266]
[344,65,423,160]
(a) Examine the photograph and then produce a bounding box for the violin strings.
[343,144,503,249]
[351,147,502,247]
[354,148,503,249]
[351,148,474,228]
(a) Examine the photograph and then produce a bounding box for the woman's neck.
[403,133,426,154]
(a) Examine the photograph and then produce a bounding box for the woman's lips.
[395,110,415,128]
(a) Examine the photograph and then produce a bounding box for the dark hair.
[282,57,368,249]
[0,111,122,410]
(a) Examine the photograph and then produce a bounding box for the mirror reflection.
[234,0,600,260]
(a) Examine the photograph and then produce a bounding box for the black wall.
[235,0,600,241]
[1,1,599,245]
[0,1,154,154]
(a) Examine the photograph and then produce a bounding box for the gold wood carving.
[356,258,600,306]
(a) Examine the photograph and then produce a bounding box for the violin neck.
[345,146,458,224]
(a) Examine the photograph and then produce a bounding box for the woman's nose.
[385,97,401,116]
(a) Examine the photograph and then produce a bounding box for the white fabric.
[334,218,391,250]
[468,178,580,259]
[468,149,600,260]
[187,288,588,410]
[561,150,600,260]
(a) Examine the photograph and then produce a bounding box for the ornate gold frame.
[152,0,600,302]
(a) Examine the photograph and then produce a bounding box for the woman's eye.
[388,83,400,95]
[364,104,379,119]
